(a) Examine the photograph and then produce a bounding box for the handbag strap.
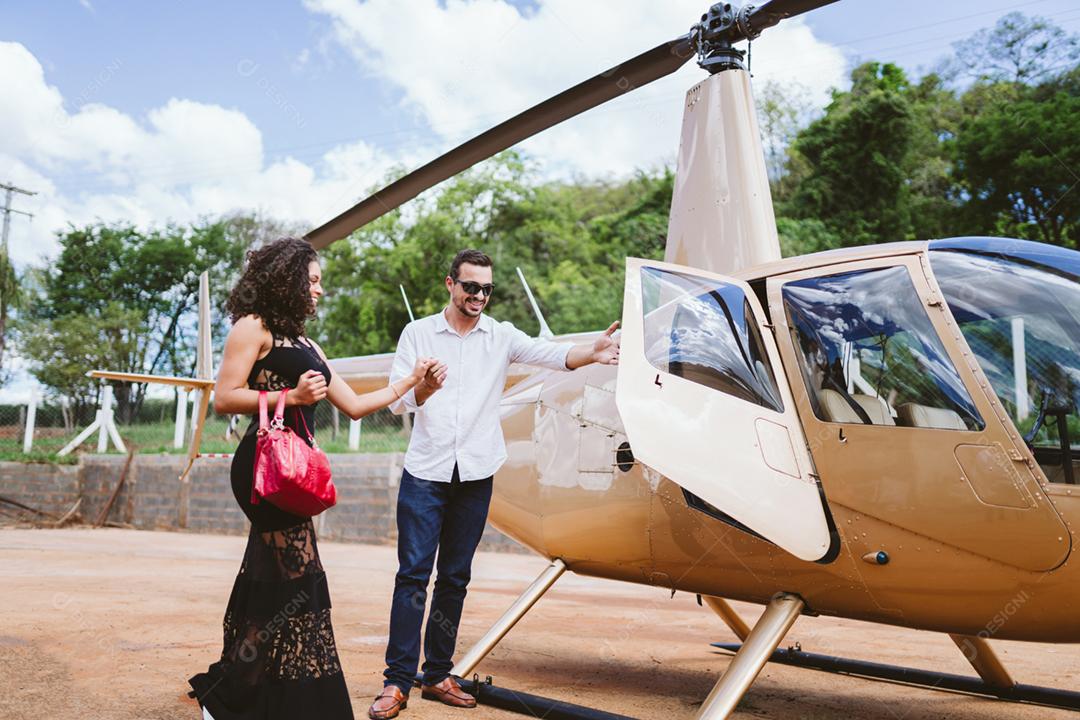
[296,404,316,444]
[258,389,290,431]
[274,388,289,420]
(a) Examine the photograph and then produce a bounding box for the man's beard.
[455,296,485,317]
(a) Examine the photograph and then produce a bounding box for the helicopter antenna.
[399,284,416,323]
[516,267,553,339]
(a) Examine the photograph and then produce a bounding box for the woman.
[189,237,444,720]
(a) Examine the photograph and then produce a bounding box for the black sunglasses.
[454,279,495,297]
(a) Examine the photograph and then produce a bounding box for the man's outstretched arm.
[565,321,620,370]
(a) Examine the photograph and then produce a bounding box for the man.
[368,249,619,719]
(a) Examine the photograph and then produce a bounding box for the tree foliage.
[0,245,21,382]
[951,12,1080,85]
[18,219,250,421]
[10,11,1080,411]
[312,153,673,357]
[954,86,1080,246]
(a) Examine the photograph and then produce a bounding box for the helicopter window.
[640,267,783,412]
[931,249,1080,483]
[782,266,984,431]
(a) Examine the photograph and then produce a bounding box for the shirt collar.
[436,307,492,336]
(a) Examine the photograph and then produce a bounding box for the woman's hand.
[292,369,328,405]
[410,357,440,383]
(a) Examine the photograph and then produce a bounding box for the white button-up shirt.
[389,309,573,482]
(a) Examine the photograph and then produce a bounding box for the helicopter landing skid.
[420,674,634,720]
[711,642,1080,711]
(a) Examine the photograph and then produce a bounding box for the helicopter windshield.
[930,241,1080,484]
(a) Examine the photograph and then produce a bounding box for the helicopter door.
[616,258,833,562]
[768,255,1070,572]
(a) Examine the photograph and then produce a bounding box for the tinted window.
[640,267,782,412]
[783,266,983,430]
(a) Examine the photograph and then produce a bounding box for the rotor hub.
[691,2,760,74]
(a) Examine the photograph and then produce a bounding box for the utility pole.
[0,182,36,373]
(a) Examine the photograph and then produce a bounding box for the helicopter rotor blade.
[736,0,840,42]
[305,34,694,249]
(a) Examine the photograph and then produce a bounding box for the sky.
[2,0,1080,401]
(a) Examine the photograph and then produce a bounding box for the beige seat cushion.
[819,389,896,425]
[852,394,895,426]
[819,388,862,423]
[897,402,968,430]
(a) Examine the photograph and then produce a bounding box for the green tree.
[20,219,247,421]
[951,12,1080,85]
[313,153,674,356]
[784,62,917,247]
[756,80,813,201]
[19,305,143,426]
[953,87,1080,246]
[776,217,842,258]
[904,73,964,241]
[0,246,21,381]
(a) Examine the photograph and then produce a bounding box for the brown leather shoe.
[368,685,408,719]
[420,676,477,708]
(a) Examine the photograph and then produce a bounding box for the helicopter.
[92,0,1080,717]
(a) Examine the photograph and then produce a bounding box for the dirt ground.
[1,527,1077,720]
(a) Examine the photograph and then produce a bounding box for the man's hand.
[421,362,448,392]
[565,321,621,370]
[414,361,448,405]
[591,321,620,366]
[409,357,439,383]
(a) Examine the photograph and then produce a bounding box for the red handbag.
[252,389,336,517]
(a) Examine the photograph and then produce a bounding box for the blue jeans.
[383,465,493,693]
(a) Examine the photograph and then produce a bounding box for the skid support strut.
[702,595,752,641]
[452,558,567,679]
[696,592,805,720]
[949,634,1015,689]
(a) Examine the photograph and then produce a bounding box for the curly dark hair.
[226,237,318,339]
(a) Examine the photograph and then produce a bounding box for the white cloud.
[0,41,428,268]
[0,4,849,268]
[304,0,849,178]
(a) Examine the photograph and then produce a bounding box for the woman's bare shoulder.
[230,315,272,343]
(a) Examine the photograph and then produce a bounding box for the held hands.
[415,357,448,395]
[410,357,448,391]
[293,369,328,405]
[592,321,621,366]
[409,357,440,383]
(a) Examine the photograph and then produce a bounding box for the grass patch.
[5,416,409,459]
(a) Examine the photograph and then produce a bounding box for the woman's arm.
[307,339,441,421]
[213,316,326,414]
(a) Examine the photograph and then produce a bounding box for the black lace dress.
[189,335,354,720]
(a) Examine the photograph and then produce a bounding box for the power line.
[820,0,1064,50]
[31,4,1080,195]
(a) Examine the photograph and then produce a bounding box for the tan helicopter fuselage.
[331,68,1078,647]
[490,241,1080,646]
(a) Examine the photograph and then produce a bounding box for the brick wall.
[0,455,526,554]
[0,461,81,517]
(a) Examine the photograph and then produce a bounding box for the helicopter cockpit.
[776,237,1080,486]
[929,238,1080,485]
[782,264,984,433]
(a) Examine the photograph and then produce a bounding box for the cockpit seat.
[819,389,858,423]
[819,389,896,425]
[897,402,967,430]
[853,394,895,425]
